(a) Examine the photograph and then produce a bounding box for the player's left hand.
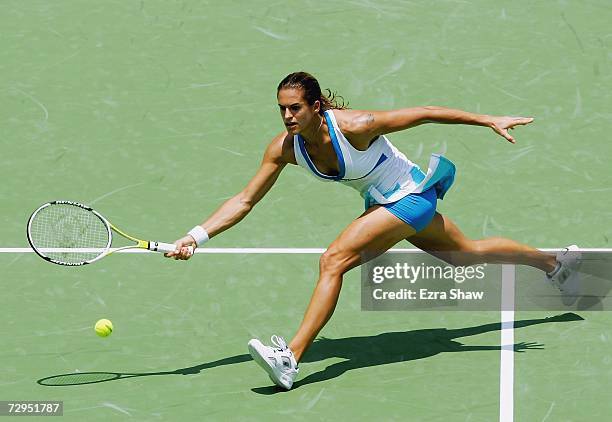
[489,116,534,144]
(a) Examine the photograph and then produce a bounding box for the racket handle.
[149,241,177,253]
[149,242,195,255]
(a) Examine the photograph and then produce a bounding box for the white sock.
[547,262,562,278]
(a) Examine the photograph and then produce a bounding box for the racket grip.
[149,241,179,253]
[149,242,195,255]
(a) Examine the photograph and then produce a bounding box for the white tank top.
[293,110,456,208]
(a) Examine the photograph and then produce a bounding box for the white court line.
[500,264,516,422]
[2,247,611,254]
[0,247,426,254]
[1,247,333,254]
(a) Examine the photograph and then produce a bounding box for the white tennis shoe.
[546,245,582,306]
[248,335,299,390]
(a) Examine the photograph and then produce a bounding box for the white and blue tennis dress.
[293,110,456,231]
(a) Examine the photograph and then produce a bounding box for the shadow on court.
[36,313,583,390]
[36,355,253,387]
[253,312,583,394]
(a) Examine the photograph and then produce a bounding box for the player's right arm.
[166,132,294,260]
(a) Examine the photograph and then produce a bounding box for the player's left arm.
[347,107,534,144]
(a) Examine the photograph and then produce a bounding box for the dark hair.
[277,71,348,115]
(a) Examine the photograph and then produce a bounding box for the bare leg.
[289,211,556,362]
[288,206,417,362]
[408,213,557,273]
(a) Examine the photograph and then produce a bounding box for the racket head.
[26,200,112,266]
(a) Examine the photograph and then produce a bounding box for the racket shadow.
[252,312,584,394]
[37,354,252,387]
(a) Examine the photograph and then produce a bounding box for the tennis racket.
[27,200,188,266]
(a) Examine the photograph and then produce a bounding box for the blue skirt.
[381,187,437,232]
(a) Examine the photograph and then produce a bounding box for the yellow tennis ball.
[95,319,113,337]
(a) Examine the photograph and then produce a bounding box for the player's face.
[277,88,319,134]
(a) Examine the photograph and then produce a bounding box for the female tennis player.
[166,72,580,390]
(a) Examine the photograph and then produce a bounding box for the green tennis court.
[2,1,612,420]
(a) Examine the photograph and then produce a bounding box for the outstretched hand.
[489,116,534,144]
[164,235,196,260]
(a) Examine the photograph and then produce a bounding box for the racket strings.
[29,204,109,263]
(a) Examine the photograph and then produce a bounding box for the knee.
[452,238,501,266]
[443,239,482,266]
[319,246,358,277]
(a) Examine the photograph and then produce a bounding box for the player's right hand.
[165,235,196,260]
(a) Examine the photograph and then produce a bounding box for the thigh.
[326,205,418,270]
[406,212,472,260]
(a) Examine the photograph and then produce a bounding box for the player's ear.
[313,100,320,114]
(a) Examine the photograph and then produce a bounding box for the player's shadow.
[37,313,582,390]
[251,312,583,394]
